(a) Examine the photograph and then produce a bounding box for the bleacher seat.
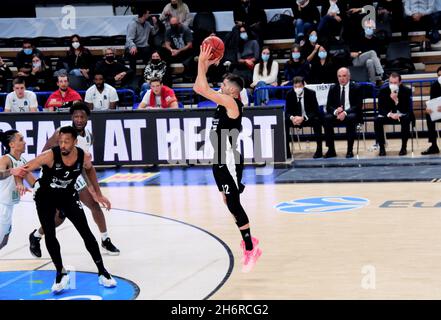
[197,100,217,108]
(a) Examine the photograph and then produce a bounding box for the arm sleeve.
[110,87,119,102]
[4,94,12,111]
[84,88,93,103]
[126,21,137,49]
[30,92,38,109]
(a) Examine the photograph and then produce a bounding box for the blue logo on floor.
[0,270,139,300]
[275,196,369,214]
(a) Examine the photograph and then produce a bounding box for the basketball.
[202,36,225,61]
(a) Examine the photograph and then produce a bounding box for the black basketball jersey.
[38,146,84,193]
[210,98,243,164]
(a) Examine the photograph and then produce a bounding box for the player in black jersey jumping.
[194,44,262,272]
[15,126,116,293]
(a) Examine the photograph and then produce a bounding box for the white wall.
[36,4,114,18]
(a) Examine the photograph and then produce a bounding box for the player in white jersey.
[29,102,120,257]
[0,130,35,249]
[4,78,38,113]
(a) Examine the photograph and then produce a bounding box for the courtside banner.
[0,107,286,165]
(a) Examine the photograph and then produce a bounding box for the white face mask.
[32,62,41,69]
[72,42,80,49]
[389,84,399,93]
[438,76,441,85]
[294,88,304,96]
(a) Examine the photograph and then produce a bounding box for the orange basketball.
[202,36,225,61]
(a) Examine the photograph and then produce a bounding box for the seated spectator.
[138,77,178,109]
[323,67,362,159]
[0,56,12,92]
[317,0,346,42]
[374,72,412,156]
[342,0,374,42]
[402,0,438,44]
[125,6,159,73]
[422,66,441,155]
[16,39,44,78]
[4,78,38,112]
[44,74,82,112]
[281,44,310,86]
[350,19,384,84]
[163,16,195,80]
[233,0,267,41]
[141,51,169,99]
[309,45,338,84]
[230,25,260,87]
[292,0,321,43]
[160,0,192,29]
[301,30,321,62]
[285,76,323,159]
[27,53,54,92]
[65,34,93,80]
[84,73,119,111]
[376,0,404,38]
[251,47,279,106]
[433,1,441,44]
[95,48,134,88]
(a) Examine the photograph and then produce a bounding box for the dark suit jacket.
[326,82,362,118]
[377,84,412,117]
[285,87,320,121]
[430,81,441,100]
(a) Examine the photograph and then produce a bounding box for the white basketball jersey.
[0,154,27,205]
[76,129,93,153]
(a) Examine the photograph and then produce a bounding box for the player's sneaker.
[29,229,42,258]
[101,238,120,256]
[98,273,117,288]
[241,237,262,273]
[240,237,260,262]
[51,273,70,294]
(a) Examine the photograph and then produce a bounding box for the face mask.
[105,56,115,63]
[32,62,41,69]
[318,51,327,59]
[309,35,318,43]
[240,33,248,41]
[72,42,80,49]
[261,54,270,62]
[364,28,374,37]
[438,76,441,85]
[389,84,399,93]
[171,3,178,9]
[292,52,301,60]
[294,88,304,95]
[151,59,161,64]
[23,48,32,55]
[171,24,179,31]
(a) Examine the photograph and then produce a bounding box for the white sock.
[101,232,109,241]
[34,230,43,238]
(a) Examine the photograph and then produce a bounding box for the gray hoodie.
[125,17,159,49]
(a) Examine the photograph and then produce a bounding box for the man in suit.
[285,76,323,159]
[374,72,412,156]
[323,67,362,158]
[422,66,441,155]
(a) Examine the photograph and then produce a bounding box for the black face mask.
[171,3,178,9]
[105,56,115,63]
[170,24,179,32]
[151,59,161,64]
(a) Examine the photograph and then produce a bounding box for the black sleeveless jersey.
[38,146,84,193]
[210,98,243,164]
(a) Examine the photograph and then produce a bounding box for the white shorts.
[0,204,14,240]
[74,175,88,192]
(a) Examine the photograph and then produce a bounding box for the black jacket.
[285,87,320,121]
[292,2,320,24]
[430,80,441,100]
[309,58,338,84]
[377,84,412,117]
[326,82,362,117]
[233,2,267,27]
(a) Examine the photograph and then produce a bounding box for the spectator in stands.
[317,0,346,42]
[233,0,267,41]
[323,67,362,158]
[292,0,321,43]
[281,44,310,86]
[16,39,43,77]
[4,78,38,112]
[431,1,441,44]
[342,0,374,42]
[422,66,441,155]
[141,51,169,99]
[350,19,384,84]
[160,0,192,29]
[301,30,321,62]
[84,73,119,111]
[163,16,195,80]
[0,56,12,92]
[95,48,134,88]
[44,74,82,112]
[285,76,323,159]
[374,72,412,156]
[138,77,178,109]
[402,0,438,45]
[65,34,93,80]
[125,6,160,73]
[251,47,279,106]
[231,25,260,87]
[309,45,338,84]
[376,0,404,38]
[27,53,54,92]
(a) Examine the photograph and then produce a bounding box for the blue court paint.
[0,270,139,300]
[275,196,370,214]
